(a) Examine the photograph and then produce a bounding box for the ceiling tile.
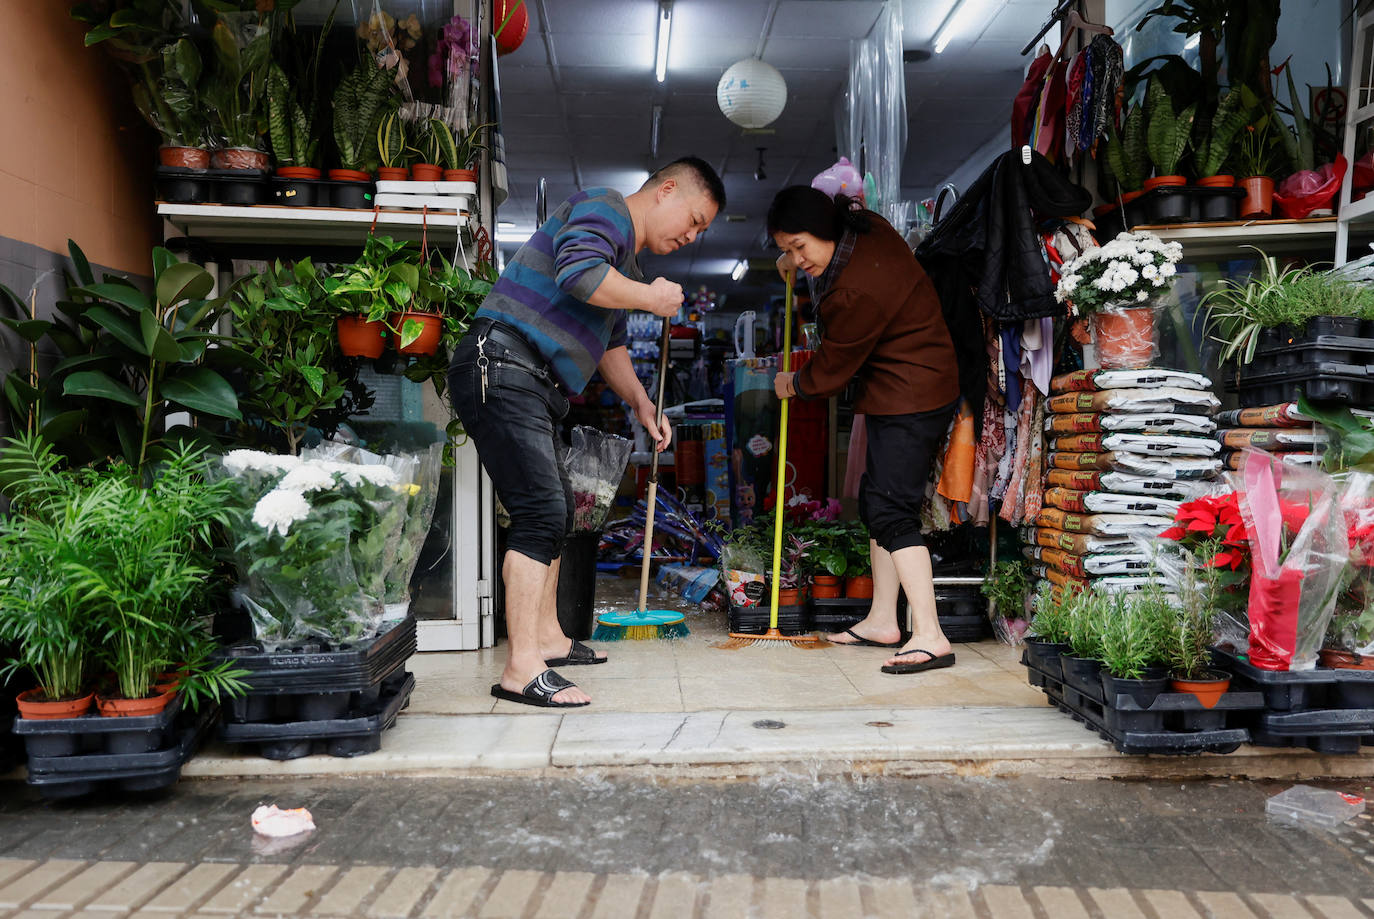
[552,32,655,70]
[771,1,884,39]
[757,36,853,70]
[543,0,656,35]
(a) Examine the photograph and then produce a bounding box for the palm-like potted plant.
[331,55,394,206]
[1143,75,1197,222]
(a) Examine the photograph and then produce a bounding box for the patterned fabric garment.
[1022,391,1048,522]
[969,323,1005,527]
[1064,47,1090,155]
[474,187,639,394]
[1088,34,1124,149]
[1000,377,1038,526]
[1076,44,1096,153]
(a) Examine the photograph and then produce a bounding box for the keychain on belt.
[476,333,490,403]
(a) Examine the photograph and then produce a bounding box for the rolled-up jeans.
[449,325,574,566]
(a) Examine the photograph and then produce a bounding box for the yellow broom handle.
[768,274,796,626]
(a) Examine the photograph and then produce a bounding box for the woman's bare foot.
[883,634,952,670]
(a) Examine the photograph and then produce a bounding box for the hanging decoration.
[716,58,787,129]
[494,0,529,56]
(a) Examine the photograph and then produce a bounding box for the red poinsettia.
[1162,492,1251,571]
[1346,504,1374,569]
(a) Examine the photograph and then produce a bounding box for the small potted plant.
[1191,89,1251,221]
[1238,114,1278,218]
[1059,587,1107,695]
[1023,582,1072,678]
[442,121,493,182]
[326,235,423,358]
[330,55,394,208]
[205,18,274,176]
[1166,552,1232,707]
[376,109,413,181]
[775,534,815,606]
[1103,103,1148,229]
[408,118,445,182]
[1142,75,1196,223]
[1053,230,1184,370]
[981,559,1031,643]
[1098,590,1171,712]
[266,64,323,205]
[714,520,770,610]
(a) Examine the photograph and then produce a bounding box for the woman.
[767,185,960,674]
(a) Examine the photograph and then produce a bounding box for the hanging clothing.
[1031,59,1068,161]
[1087,34,1124,152]
[1064,47,1090,156]
[1012,50,1053,148]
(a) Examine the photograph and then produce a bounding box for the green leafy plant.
[0,241,241,473]
[403,253,497,404]
[326,235,422,321]
[332,54,394,172]
[1054,231,1183,316]
[377,109,413,170]
[1191,88,1252,177]
[1238,110,1278,178]
[1145,75,1196,177]
[1105,103,1148,194]
[712,517,772,574]
[205,14,275,149]
[1166,546,1223,679]
[416,119,492,171]
[1297,394,1374,472]
[1027,582,1071,644]
[265,3,335,168]
[981,560,1031,620]
[778,534,815,591]
[1098,589,1170,679]
[1064,587,1108,660]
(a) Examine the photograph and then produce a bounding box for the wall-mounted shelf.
[157,202,467,246]
[1133,217,1350,259]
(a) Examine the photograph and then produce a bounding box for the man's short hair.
[645,156,727,211]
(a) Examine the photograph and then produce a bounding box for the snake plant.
[332,56,394,172]
[1145,75,1196,178]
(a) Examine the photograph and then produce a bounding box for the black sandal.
[490,669,590,708]
[545,638,608,667]
[832,628,902,648]
[880,648,956,674]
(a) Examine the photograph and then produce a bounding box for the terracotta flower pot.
[96,688,175,718]
[1318,648,1374,670]
[276,166,321,180]
[776,587,805,606]
[1144,175,1187,191]
[159,145,209,169]
[1169,672,1231,708]
[845,575,874,599]
[212,147,270,171]
[811,575,842,600]
[1240,176,1275,218]
[376,166,410,181]
[395,311,442,356]
[329,168,372,183]
[1120,189,1145,204]
[1091,306,1157,370]
[444,168,478,183]
[337,316,388,358]
[16,687,94,720]
[1197,175,1236,188]
[411,163,443,181]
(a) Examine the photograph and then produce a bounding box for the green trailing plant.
[1105,103,1148,194]
[325,234,422,328]
[981,560,1031,619]
[404,253,497,405]
[332,54,394,172]
[0,241,241,473]
[1027,582,1071,644]
[1191,88,1252,177]
[1145,75,1196,177]
[205,14,275,149]
[228,258,372,456]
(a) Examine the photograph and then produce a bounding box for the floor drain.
[865,721,894,728]
[752,719,786,730]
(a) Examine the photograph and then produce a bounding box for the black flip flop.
[545,638,608,667]
[490,669,589,708]
[881,648,956,674]
[831,627,902,649]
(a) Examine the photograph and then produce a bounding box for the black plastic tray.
[1095,184,1246,234]
[222,649,407,723]
[727,604,811,635]
[1212,648,1374,711]
[12,694,184,759]
[811,597,872,633]
[218,671,413,760]
[212,615,416,694]
[1231,361,1374,407]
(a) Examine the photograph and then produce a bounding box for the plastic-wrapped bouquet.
[564,426,632,533]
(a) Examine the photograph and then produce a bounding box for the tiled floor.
[407,573,1045,716]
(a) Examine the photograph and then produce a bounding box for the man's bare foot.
[500,663,591,705]
[540,636,607,663]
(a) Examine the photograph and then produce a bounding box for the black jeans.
[449,321,573,566]
[859,400,958,553]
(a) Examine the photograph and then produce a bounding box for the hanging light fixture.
[716,58,788,129]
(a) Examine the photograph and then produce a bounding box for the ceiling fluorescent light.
[655,1,673,83]
[496,229,532,244]
[731,260,747,282]
[932,0,974,55]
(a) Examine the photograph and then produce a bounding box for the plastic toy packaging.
[1231,451,1349,671]
[563,426,632,532]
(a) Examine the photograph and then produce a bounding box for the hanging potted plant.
[1191,88,1252,221]
[325,235,423,358]
[330,55,394,208]
[376,109,414,181]
[404,254,498,398]
[1054,230,1184,370]
[1142,76,1196,223]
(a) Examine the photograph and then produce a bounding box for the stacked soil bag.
[1214,402,1328,471]
[1026,369,1222,599]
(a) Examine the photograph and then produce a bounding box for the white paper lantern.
[716,58,788,129]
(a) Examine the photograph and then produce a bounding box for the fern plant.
[332,56,394,172]
[1145,75,1196,178]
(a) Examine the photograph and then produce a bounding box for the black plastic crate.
[810,597,871,633]
[12,694,184,759]
[728,603,811,635]
[212,615,417,694]
[1211,649,1351,711]
[1231,361,1374,407]
[218,671,414,760]
[222,650,407,724]
[935,585,992,643]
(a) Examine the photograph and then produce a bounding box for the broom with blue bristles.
[592,316,690,641]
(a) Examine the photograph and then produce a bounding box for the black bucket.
[332,181,372,209]
[556,531,601,640]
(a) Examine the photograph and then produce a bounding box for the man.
[449,156,726,708]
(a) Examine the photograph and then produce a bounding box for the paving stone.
[980,885,1035,919]
[254,865,339,915]
[1193,890,1261,918]
[587,874,647,919]
[815,878,862,919]
[477,869,545,919]
[865,878,916,918]
[418,867,492,919]
[531,871,596,919]
[0,863,37,892]
[66,911,127,919]
[33,862,137,911]
[312,866,391,917]
[1031,886,1090,919]
[759,877,810,919]
[645,871,700,919]
[140,862,239,914]
[1139,889,1203,918]
[197,864,287,914]
[1246,892,1315,919]
[1084,887,1149,919]
[701,874,752,919]
[912,886,977,919]
[0,859,88,909]
[367,866,441,919]
[87,863,187,912]
[1304,895,1366,919]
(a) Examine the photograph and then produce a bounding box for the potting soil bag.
[564,425,634,532]
[1045,412,1216,436]
[1215,403,1309,429]
[1089,575,1176,594]
[1108,452,1224,479]
[1218,428,1329,451]
[1046,387,1220,416]
[1045,468,1196,499]
[1034,507,1174,537]
[1222,451,1323,471]
[1048,451,1115,471]
[1051,368,1212,393]
[1100,433,1221,457]
[1043,487,1182,517]
[1026,546,1153,578]
[1232,451,1349,671]
[1023,526,1139,555]
[1039,565,1089,590]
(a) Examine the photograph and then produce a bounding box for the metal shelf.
[157,202,467,246]
[1133,217,1346,259]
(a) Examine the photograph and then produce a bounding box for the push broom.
[719,270,824,649]
[591,316,690,641]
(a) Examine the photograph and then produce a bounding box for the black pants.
[449,322,573,566]
[859,400,958,553]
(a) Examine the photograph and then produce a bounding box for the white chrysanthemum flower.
[356,464,400,487]
[1152,276,1166,286]
[1094,276,1114,291]
[252,489,312,536]
[1141,264,1158,280]
[1160,262,1176,277]
[1137,290,1149,301]
[224,449,299,476]
[279,463,339,493]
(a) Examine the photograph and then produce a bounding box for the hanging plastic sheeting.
[843,1,906,225]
